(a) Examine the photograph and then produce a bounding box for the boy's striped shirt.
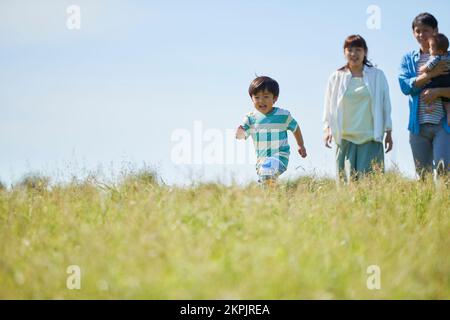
[241,107,298,170]
[417,53,445,125]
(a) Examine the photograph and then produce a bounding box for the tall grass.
[0,171,448,299]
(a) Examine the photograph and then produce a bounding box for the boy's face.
[251,90,277,114]
[429,39,445,56]
[413,24,438,48]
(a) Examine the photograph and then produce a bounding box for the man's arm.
[399,54,422,96]
[423,87,450,104]
[414,60,449,88]
[438,87,450,98]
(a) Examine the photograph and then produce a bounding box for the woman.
[399,12,450,178]
[323,35,393,181]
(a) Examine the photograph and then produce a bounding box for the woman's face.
[413,24,438,49]
[344,46,366,69]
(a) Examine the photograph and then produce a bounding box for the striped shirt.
[417,53,445,124]
[423,53,450,70]
[241,107,298,171]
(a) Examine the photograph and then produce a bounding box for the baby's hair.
[338,34,374,71]
[431,33,449,53]
[248,76,279,98]
[412,12,438,30]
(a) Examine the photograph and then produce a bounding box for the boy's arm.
[235,126,245,140]
[235,115,251,140]
[293,126,307,158]
[287,113,306,158]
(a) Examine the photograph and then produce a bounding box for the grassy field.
[0,171,449,299]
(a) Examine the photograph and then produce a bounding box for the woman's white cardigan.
[323,66,392,145]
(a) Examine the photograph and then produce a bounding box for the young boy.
[235,76,307,185]
[419,33,450,125]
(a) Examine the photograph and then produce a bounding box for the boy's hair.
[431,33,449,52]
[412,12,438,30]
[248,76,279,98]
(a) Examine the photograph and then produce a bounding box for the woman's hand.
[384,131,393,153]
[422,88,442,105]
[324,128,333,148]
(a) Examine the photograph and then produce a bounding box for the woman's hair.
[412,12,438,30]
[248,76,279,98]
[338,35,374,71]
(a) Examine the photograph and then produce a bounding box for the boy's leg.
[257,157,280,187]
[262,176,278,187]
[258,173,279,188]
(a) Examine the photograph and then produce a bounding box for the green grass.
[0,172,449,299]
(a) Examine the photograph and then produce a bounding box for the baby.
[236,76,307,185]
[419,33,450,125]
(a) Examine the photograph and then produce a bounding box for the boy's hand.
[298,145,307,158]
[235,126,246,140]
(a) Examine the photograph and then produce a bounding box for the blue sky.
[1,0,450,186]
